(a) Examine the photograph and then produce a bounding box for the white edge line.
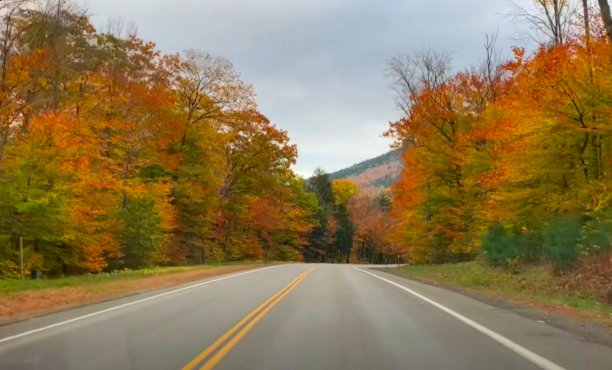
[354,267,567,370]
[0,265,281,344]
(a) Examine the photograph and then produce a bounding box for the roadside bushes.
[543,214,612,270]
[482,213,612,270]
[583,211,612,256]
[481,224,541,267]
[542,216,582,270]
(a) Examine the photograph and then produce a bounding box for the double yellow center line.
[183,268,314,370]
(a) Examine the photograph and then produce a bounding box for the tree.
[385,13,612,269]
[0,0,313,276]
[307,168,334,207]
[331,179,359,205]
[350,194,403,264]
[0,113,120,273]
[304,168,334,262]
[331,179,358,263]
[387,49,492,263]
[598,0,612,44]
[247,177,317,262]
[582,0,592,43]
[509,0,574,45]
[174,49,254,146]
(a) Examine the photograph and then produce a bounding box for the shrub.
[582,212,612,256]
[481,223,542,266]
[0,259,22,279]
[0,248,42,279]
[271,245,302,261]
[481,224,514,266]
[542,216,582,270]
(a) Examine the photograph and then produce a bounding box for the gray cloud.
[84,0,530,176]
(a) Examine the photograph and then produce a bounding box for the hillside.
[329,148,404,194]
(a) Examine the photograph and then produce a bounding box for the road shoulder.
[0,264,269,326]
[376,267,612,347]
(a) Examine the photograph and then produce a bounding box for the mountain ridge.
[328,148,404,194]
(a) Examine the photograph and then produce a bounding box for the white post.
[19,236,24,279]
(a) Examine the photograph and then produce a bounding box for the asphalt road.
[0,264,611,370]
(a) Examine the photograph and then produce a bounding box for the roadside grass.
[0,261,263,296]
[0,261,276,324]
[388,261,612,320]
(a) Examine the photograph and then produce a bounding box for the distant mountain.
[329,148,404,194]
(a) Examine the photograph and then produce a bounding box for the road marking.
[199,268,313,370]
[354,267,567,370]
[184,268,314,370]
[0,265,283,344]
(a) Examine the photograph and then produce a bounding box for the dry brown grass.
[562,253,612,305]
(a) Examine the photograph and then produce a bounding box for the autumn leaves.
[386,2,612,267]
[1,0,611,279]
[0,2,316,276]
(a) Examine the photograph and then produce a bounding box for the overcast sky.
[82,0,532,177]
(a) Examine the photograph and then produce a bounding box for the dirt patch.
[0,265,261,325]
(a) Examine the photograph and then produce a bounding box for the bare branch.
[507,0,576,46]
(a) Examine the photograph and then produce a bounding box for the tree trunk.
[599,0,612,45]
[1,11,13,92]
[583,0,591,42]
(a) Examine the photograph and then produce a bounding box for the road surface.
[0,264,611,369]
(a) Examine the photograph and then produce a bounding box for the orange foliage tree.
[387,9,612,267]
[0,1,316,276]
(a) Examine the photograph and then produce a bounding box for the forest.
[310,0,612,287]
[383,0,612,283]
[0,0,321,277]
[1,0,612,283]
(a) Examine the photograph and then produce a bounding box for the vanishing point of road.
[0,264,611,369]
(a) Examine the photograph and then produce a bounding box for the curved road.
[0,264,611,369]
